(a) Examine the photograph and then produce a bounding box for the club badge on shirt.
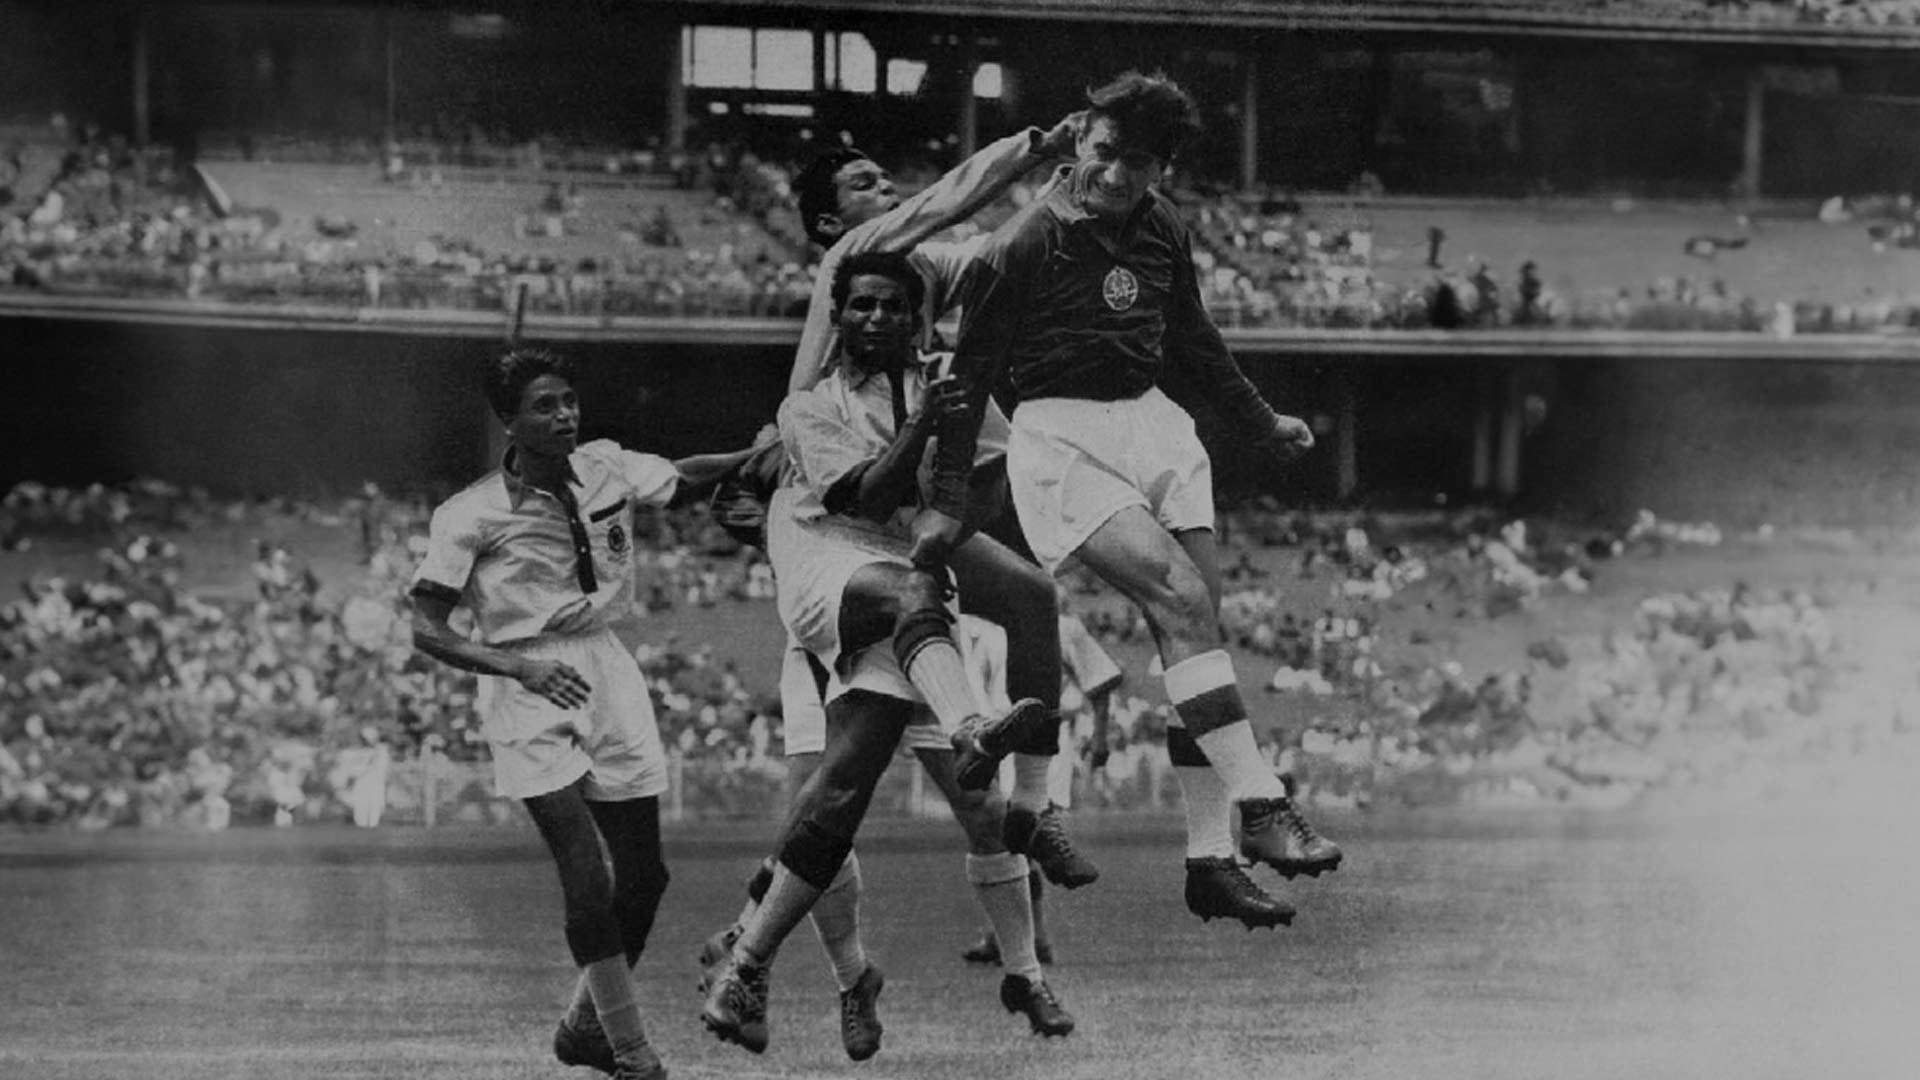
[607,522,629,555]
[1102,266,1138,312]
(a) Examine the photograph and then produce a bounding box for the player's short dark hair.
[1085,69,1203,163]
[484,346,577,419]
[795,147,872,248]
[831,250,925,315]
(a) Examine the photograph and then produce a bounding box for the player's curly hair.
[484,346,577,420]
[1085,69,1203,163]
[831,250,925,315]
[796,147,873,249]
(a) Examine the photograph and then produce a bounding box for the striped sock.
[901,637,981,733]
[1169,723,1236,860]
[1165,650,1286,801]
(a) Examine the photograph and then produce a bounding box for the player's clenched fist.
[1261,414,1315,461]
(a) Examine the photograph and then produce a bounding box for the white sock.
[903,637,981,732]
[583,953,649,1059]
[737,863,824,966]
[1195,720,1289,801]
[1009,753,1053,812]
[968,851,1040,981]
[1175,765,1236,860]
[809,853,869,992]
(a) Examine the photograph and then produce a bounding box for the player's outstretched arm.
[787,115,1081,396]
[669,431,778,506]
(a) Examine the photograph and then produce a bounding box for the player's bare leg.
[951,534,1100,888]
[1074,507,1337,929]
[837,562,1052,788]
[524,781,667,1079]
[699,692,908,1054]
[916,748,1074,1037]
[1172,527,1341,879]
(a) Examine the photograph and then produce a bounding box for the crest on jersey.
[607,523,628,555]
[1102,266,1138,312]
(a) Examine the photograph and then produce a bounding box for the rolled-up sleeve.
[411,502,481,605]
[778,392,871,503]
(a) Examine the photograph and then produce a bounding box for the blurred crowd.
[5,472,1896,830]
[7,121,1920,335]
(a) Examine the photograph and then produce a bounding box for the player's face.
[507,373,580,459]
[832,159,899,232]
[1073,115,1165,220]
[836,273,918,371]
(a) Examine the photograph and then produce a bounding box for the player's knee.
[821,690,913,783]
[948,788,1008,854]
[1151,565,1220,645]
[890,587,955,671]
[561,903,626,967]
[999,560,1057,623]
[778,818,856,891]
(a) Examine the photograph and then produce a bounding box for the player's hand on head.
[1039,111,1087,158]
[518,659,590,709]
[908,507,967,571]
[1262,414,1316,461]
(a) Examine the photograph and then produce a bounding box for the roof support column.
[1736,67,1764,201]
[1240,49,1260,192]
[667,25,688,153]
[958,33,978,159]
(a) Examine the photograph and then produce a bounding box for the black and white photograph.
[2,2,1916,1078]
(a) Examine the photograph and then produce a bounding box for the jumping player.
[698,252,1076,1056]
[409,347,763,1080]
[788,111,1098,885]
[914,71,1344,930]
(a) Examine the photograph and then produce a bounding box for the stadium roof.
[652,0,1920,49]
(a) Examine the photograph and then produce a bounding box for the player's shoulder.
[974,199,1056,269]
[1144,189,1190,231]
[573,437,664,473]
[431,470,505,529]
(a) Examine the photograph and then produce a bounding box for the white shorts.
[767,488,925,704]
[778,640,951,757]
[1008,387,1215,573]
[476,628,668,801]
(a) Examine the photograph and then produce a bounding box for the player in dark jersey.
[913,70,1343,929]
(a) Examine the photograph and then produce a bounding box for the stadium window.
[685,26,753,89]
[449,14,509,40]
[754,29,813,92]
[973,62,1003,100]
[684,25,817,91]
[888,59,928,96]
[833,32,877,93]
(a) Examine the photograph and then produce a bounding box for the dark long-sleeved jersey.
[929,166,1283,516]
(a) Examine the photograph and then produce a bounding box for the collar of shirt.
[1047,165,1156,253]
[500,445,582,511]
[843,349,943,394]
